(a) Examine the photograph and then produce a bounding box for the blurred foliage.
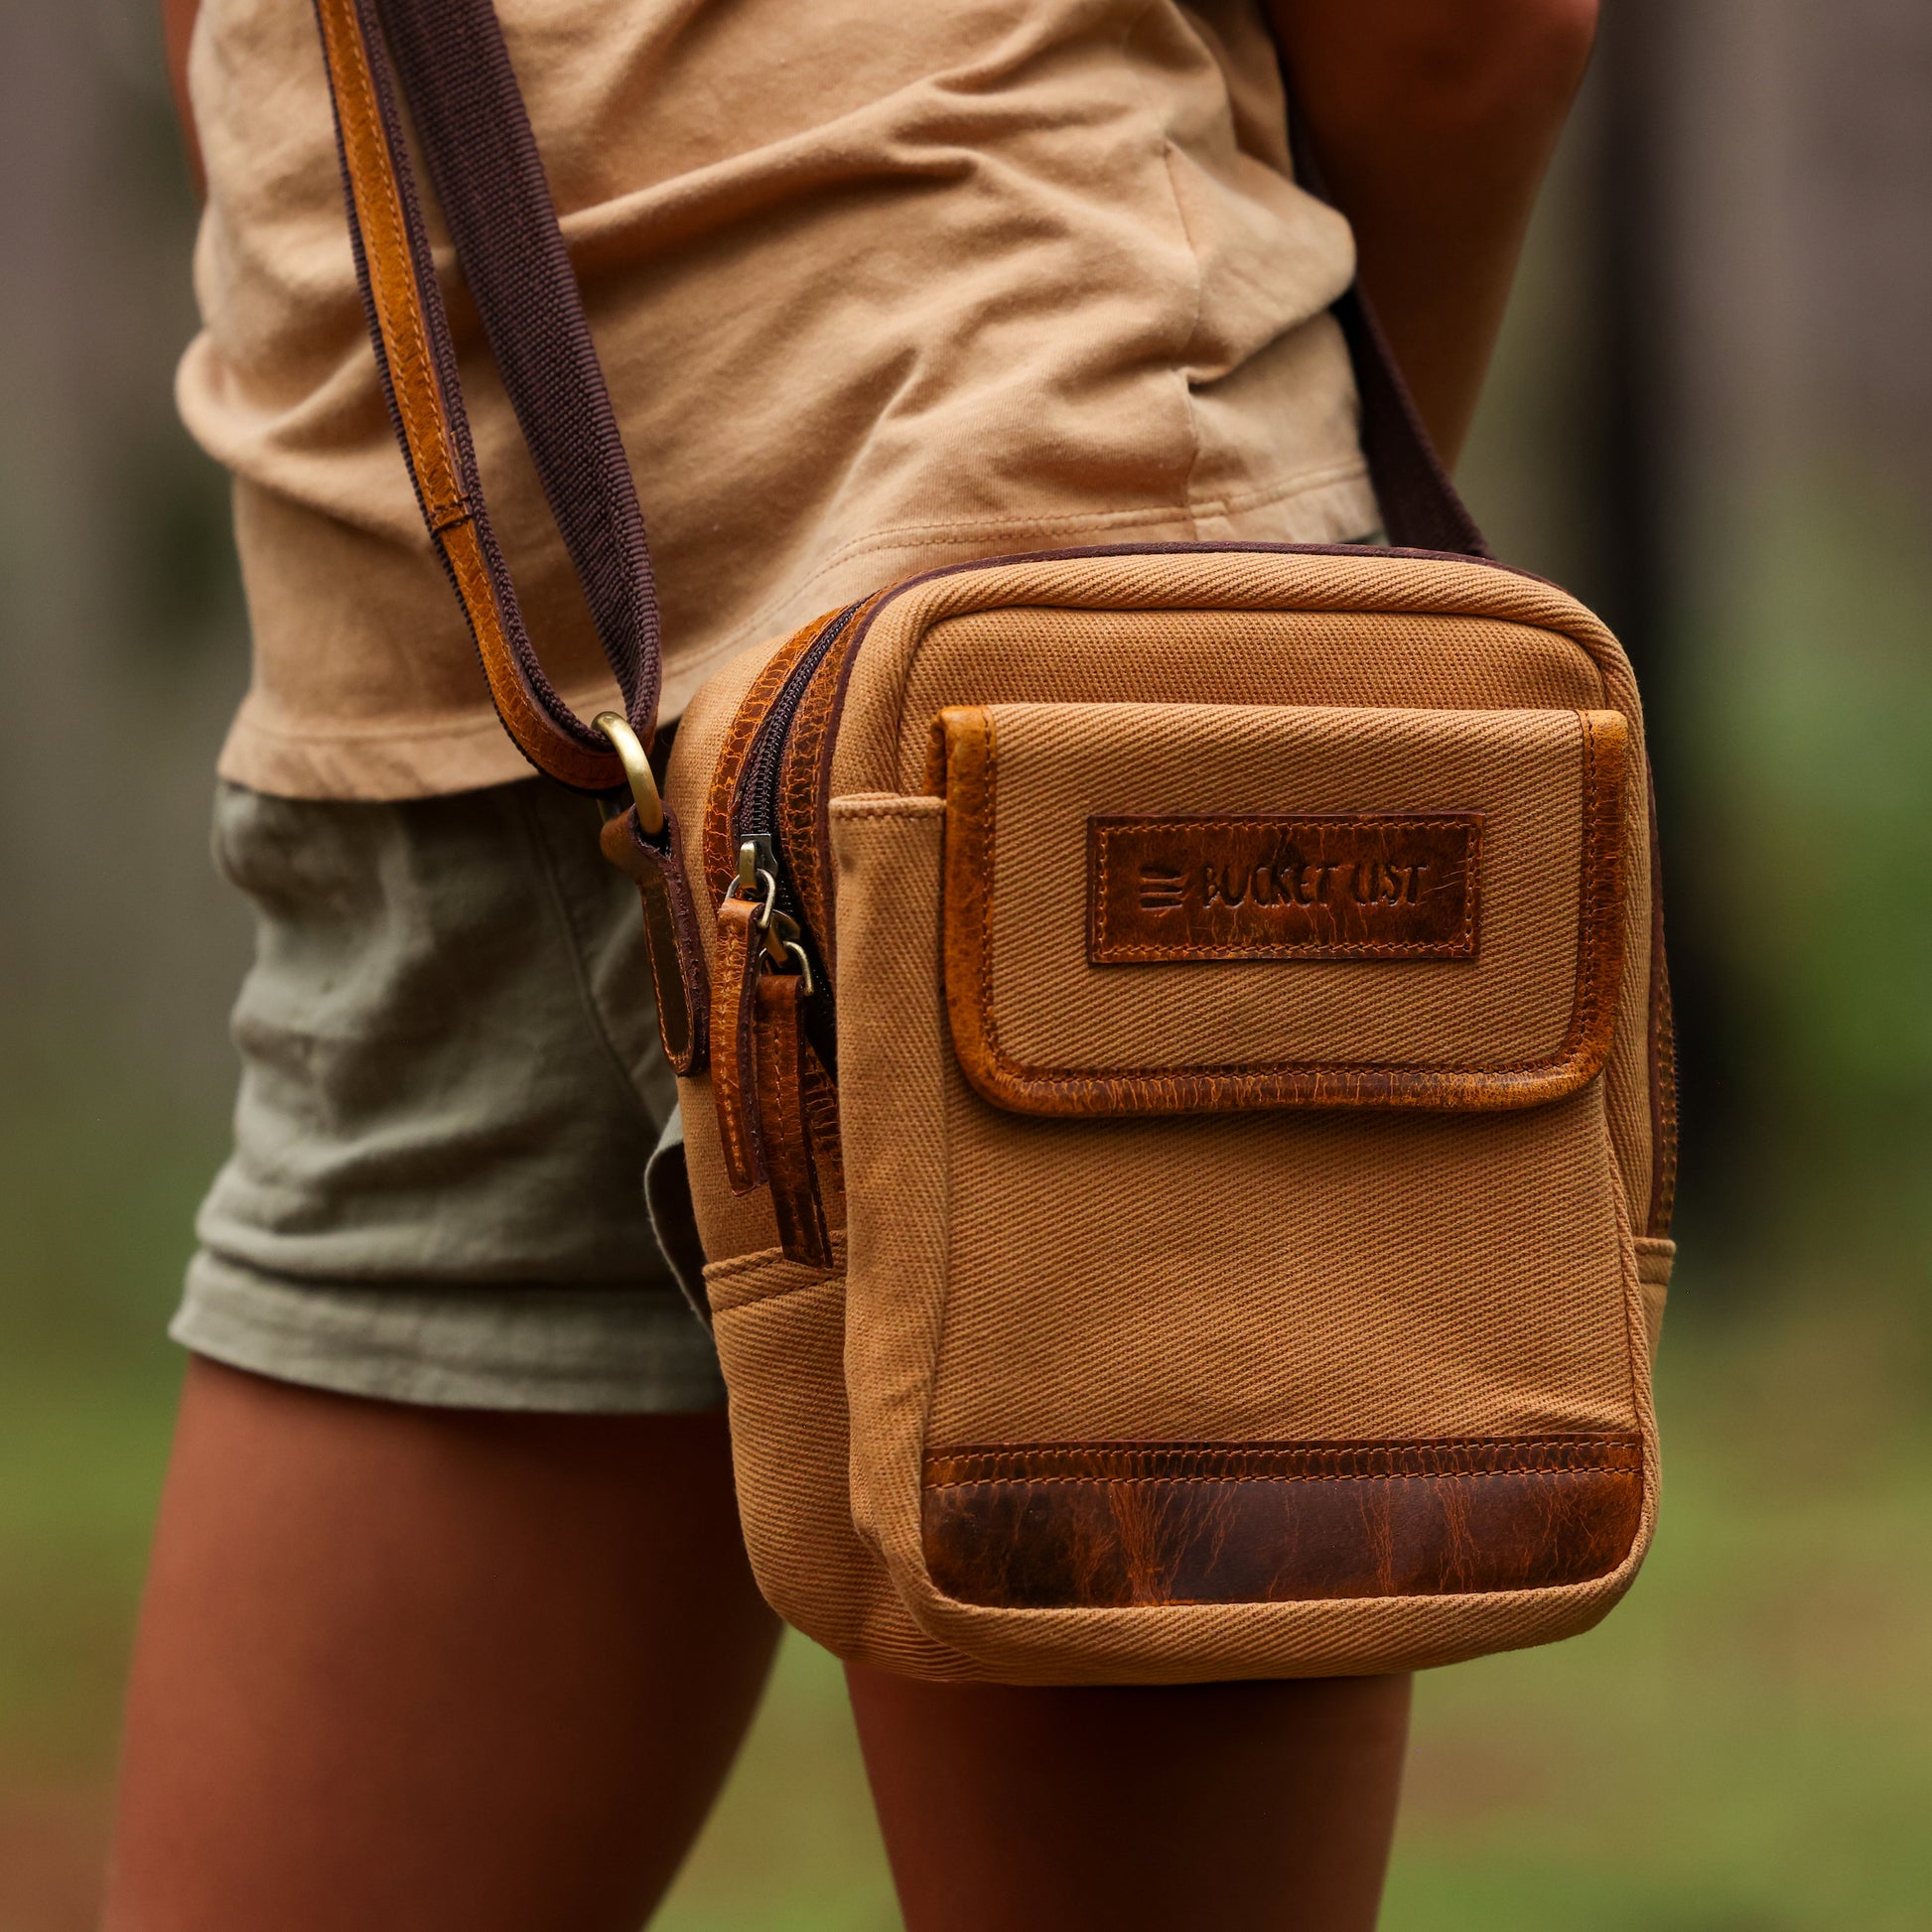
[1696,481,1932,1126]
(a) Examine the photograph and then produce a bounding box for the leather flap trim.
[931,702,1630,1117]
[921,1435,1644,1609]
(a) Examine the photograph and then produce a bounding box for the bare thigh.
[849,1661,1411,1932]
[103,1358,780,1932]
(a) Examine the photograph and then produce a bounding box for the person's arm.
[1266,0,1598,469]
[162,0,205,196]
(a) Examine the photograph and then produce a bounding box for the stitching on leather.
[322,0,632,787]
[320,0,462,524]
[1090,814,1480,961]
[923,1435,1643,1483]
[441,523,608,780]
[755,984,828,1263]
[701,616,833,908]
[925,1467,1641,1491]
[780,648,839,953]
[710,907,760,1187]
[926,1442,1641,1466]
[637,891,675,1053]
[973,716,1000,1072]
[443,525,537,736]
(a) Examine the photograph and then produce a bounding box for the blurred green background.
[2,0,1928,1926]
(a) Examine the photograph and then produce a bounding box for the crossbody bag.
[312,0,1677,1683]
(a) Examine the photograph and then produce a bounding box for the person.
[105,2,1598,1926]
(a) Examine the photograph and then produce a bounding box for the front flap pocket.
[928,701,1629,1116]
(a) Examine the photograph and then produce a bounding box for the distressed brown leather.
[753,973,835,1268]
[702,612,845,906]
[1089,813,1481,963]
[600,802,709,1075]
[930,703,1632,1118]
[709,897,766,1194]
[920,1437,1644,1608]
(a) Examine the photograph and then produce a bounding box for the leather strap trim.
[709,898,767,1193]
[599,803,710,1076]
[315,0,463,523]
[778,622,865,970]
[798,1038,846,1221]
[375,0,661,739]
[699,610,847,908]
[753,974,834,1269]
[311,0,653,790]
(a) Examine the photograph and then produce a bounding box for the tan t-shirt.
[180,0,1375,799]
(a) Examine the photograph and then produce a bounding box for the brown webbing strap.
[1331,284,1490,558]
[376,0,662,733]
[312,0,653,791]
[310,0,1488,799]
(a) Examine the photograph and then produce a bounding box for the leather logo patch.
[1088,814,1481,963]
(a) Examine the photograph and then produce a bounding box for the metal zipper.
[729,601,862,1063]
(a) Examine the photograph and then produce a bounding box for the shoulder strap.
[310,0,1485,794]
[312,0,655,791]
[1329,283,1491,558]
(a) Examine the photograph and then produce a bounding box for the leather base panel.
[920,1437,1643,1609]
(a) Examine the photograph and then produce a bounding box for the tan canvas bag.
[317,0,1677,1685]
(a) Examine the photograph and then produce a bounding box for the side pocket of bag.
[823,795,957,1623]
[705,1241,975,1676]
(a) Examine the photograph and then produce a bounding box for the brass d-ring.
[593,712,665,836]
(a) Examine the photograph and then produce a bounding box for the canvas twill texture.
[315,0,1678,1684]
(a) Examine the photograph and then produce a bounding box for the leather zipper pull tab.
[710,897,767,1194]
[753,970,834,1268]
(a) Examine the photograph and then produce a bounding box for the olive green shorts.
[173,779,725,1414]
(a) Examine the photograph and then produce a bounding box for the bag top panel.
[827,545,1632,800]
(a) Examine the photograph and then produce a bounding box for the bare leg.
[848,1664,1410,1932]
[104,1357,779,1932]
